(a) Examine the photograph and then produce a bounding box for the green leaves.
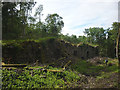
[84,27,106,44]
[2,66,81,88]
[45,13,64,37]
[2,2,36,40]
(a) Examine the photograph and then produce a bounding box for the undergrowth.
[70,59,119,88]
[71,59,118,76]
[2,58,119,89]
[71,60,104,76]
[2,66,83,89]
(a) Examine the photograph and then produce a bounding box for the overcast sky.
[33,0,119,36]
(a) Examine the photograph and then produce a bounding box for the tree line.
[2,1,120,58]
[2,2,64,39]
[60,23,120,58]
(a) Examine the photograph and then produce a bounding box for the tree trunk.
[118,28,120,65]
[116,28,120,58]
[116,28,120,65]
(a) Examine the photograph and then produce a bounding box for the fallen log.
[2,64,27,67]
[47,69,63,72]
[26,67,63,72]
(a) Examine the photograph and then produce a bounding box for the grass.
[96,71,114,80]
[2,37,56,46]
[71,60,105,76]
[70,58,119,88]
[71,58,118,74]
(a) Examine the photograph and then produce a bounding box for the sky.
[33,0,119,36]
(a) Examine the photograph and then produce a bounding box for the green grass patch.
[71,60,105,76]
[71,59,118,77]
[2,37,56,46]
[96,72,112,80]
[105,65,118,72]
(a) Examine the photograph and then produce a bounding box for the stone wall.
[2,39,99,66]
[60,40,98,60]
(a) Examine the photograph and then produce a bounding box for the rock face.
[2,39,99,66]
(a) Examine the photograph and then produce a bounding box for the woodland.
[1,1,120,89]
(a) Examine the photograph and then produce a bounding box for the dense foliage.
[2,2,36,39]
[2,66,81,89]
[2,2,64,40]
[60,24,120,58]
[2,58,119,88]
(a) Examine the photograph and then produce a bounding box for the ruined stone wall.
[60,40,99,60]
[2,39,99,65]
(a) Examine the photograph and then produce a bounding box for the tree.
[106,22,120,58]
[60,33,71,42]
[84,27,108,57]
[70,35,78,44]
[111,22,120,58]
[34,5,43,22]
[78,36,87,43]
[35,22,47,37]
[45,13,64,37]
[2,2,22,39]
[2,2,36,40]
[17,2,36,37]
[28,16,36,24]
[84,27,106,44]
[117,28,120,64]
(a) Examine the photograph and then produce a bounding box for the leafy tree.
[84,27,108,57]
[60,34,88,44]
[28,16,36,24]
[83,23,120,58]
[70,35,78,44]
[78,36,87,44]
[35,22,47,37]
[45,13,64,37]
[2,2,36,40]
[108,22,120,58]
[60,33,71,42]
[34,5,43,22]
[2,2,24,39]
[112,22,120,58]
[84,27,106,44]
[25,4,44,39]
[17,2,36,37]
